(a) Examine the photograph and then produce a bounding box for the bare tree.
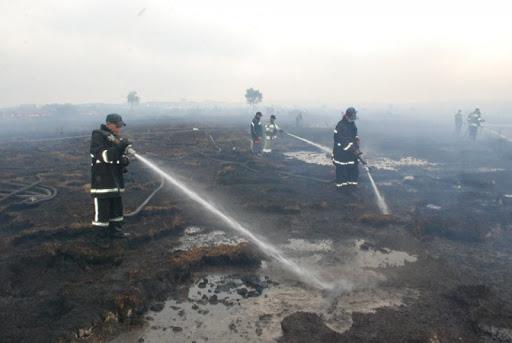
[245,88,262,112]
[127,91,140,108]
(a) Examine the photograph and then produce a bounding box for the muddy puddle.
[369,157,438,171]
[283,152,438,173]
[283,151,332,166]
[173,226,248,251]
[110,235,418,342]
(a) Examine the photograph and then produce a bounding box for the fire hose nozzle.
[126,145,136,156]
[359,158,371,172]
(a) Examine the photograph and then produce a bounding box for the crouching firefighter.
[90,113,135,248]
[332,107,362,192]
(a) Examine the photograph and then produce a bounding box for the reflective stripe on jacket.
[265,121,280,139]
[332,118,359,164]
[467,113,484,127]
[251,116,263,140]
[90,125,125,197]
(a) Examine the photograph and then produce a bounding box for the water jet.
[135,153,333,290]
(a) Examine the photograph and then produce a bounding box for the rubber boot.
[109,221,131,239]
[94,227,112,249]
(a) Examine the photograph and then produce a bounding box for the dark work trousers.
[92,196,123,235]
[251,139,263,155]
[335,162,359,188]
[469,126,478,140]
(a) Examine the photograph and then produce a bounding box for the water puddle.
[283,153,438,174]
[351,239,418,268]
[112,272,417,343]
[281,239,417,268]
[283,238,334,252]
[476,167,507,172]
[173,226,248,251]
[110,238,419,342]
[283,151,332,166]
[426,204,442,210]
[378,181,394,186]
[370,157,438,171]
[136,154,331,289]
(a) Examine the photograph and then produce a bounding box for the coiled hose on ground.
[0,177,58,205]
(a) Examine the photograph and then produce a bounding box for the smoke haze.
[1,0,511,107]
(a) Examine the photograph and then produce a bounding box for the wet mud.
[0,120,511,342]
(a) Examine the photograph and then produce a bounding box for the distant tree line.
[245,88,262,111]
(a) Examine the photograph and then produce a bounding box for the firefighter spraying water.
[285,107,390,215]
[97,109,391,286]
[90,114,133,249]
[126,147,335,290]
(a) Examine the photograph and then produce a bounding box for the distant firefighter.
[466,108,485,140]
[296,112,303,127]
[250,111,264,155]
[263,115,284,153]
[90,113,134,249]
[454,109,463,136]
[332,107,362,192]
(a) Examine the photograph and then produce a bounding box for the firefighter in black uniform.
[332,107,362,191]
[250,111,264,155]
[90,113,134,248]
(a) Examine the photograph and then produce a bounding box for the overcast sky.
[1,0,511,107]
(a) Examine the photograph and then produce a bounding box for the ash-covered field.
[1,115,511,342]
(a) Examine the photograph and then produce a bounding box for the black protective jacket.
[251,116,263,141]
[332,118,359,164]
[90,125,129,198]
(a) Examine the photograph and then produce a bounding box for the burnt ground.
[0,118,512,342]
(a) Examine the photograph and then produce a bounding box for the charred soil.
[0,120,511,342]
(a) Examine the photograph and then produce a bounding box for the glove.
[117,138,131,152]
[107,134,117,143]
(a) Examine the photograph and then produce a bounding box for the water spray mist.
[285,132,332,154]
[134,153,335,290]
[483,127,512,143]
[363,164,389,215]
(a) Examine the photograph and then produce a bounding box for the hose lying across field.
[151,150,334,183]
[0,177,58,205]
[124,133,334,215]
[125,176,165,217]
[0,128,332,215]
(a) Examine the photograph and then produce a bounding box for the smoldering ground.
[1,107,512,342]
